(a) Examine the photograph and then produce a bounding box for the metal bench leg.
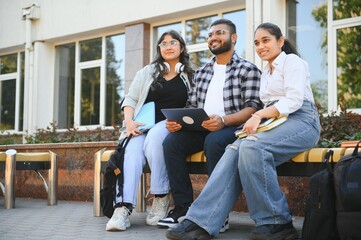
[93,149,105,216]
[34,170,48,192]
[136,173,146,212]
[4,149,17,209]
[48,151,57,206]
[0,180,5,196]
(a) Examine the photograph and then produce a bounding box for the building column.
[124,23,150,91]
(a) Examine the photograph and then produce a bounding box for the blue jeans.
[163,126,237,206]
[186,101,320,236]
[115,120,171,206]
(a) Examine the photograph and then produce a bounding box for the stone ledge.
[0,142,309,216]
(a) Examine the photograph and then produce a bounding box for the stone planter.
[0,141,117,202]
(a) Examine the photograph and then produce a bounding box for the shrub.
[23,122,121,144]
[1,109,360,146]
[318,108,361,147]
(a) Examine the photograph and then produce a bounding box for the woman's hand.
[242,115,262,135]
[125,120,143,137]
[165,119,182,132]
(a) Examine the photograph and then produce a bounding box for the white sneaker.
[146,194,170,226]
[106,206,131,231]
[219,216,230,233]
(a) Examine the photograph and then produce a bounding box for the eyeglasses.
[158,40,180,48]
[207,29,230,39]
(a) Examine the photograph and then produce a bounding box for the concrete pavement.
[0,197,304,240]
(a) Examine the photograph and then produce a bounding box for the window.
[153,9,246,69]
[335,25,361,110]
[106,34,125,126]
[332,1,361,111]
[55,43,75,129]
[55,33,125,129]
[333,0,360,21]
[287,0,361,113]
[0,52,24,132]
[287,0,328,112]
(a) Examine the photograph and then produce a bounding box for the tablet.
[161,108,209,131]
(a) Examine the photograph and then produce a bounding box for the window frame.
[150,6,246,68]
[327,0,361,113]
[0,52,23,133]
[54,31,125,130]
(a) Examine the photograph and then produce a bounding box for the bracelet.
[251,114,262,120]
[220,115,226,125]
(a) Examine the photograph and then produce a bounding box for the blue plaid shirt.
[187,52,262,114]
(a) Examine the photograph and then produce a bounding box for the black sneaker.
[166,219,211,240]
[157,203,191,228]
[251,222,299,240]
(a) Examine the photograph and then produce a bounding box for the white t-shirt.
[204,62,226,116]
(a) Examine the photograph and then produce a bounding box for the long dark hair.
[151,30,193,87]
[255,22,300,57]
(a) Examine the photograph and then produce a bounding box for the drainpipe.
[21,3,40,140]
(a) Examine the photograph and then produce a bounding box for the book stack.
[235,116,288,138]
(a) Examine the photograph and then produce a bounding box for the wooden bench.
[93,147,355,216]
[0,150,58,208]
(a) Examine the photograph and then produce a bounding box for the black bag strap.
[110,134,133,176]
[118,134,133,152]
[323,149,335,173]
[351,140,361,157]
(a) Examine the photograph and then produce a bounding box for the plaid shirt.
[187,52,262,114]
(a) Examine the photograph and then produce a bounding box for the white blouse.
[260,51,315,117]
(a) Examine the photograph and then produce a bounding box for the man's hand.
[201,114,224,131]
[165,119,182,132]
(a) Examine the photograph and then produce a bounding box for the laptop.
[161,108,209,131]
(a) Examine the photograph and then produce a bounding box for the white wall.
[0,0,242,51]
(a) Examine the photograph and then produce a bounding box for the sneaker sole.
[251,228,299,240]
[146,217,163,226]
[157,215,186,228]
[219,223,230,233]
[106,220,131,231]
[166,229,211,240]
[157,222,177,228]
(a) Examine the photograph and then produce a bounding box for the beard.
[209,37,232,55]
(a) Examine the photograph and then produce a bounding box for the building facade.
[0,0,360,136]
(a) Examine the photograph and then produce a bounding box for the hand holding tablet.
[161,108,209,131]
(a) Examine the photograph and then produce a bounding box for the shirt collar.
[264,51,286,73]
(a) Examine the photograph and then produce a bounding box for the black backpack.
[100,135,132,218]
[333,141,361,239]
[302,150,339,240]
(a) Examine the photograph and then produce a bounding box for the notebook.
[134,102,155,132]
[235,116,288,138]
[161,108,209,131]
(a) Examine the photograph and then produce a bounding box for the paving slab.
[0,197,303,240]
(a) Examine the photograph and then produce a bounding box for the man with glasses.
[158,19,262,230]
